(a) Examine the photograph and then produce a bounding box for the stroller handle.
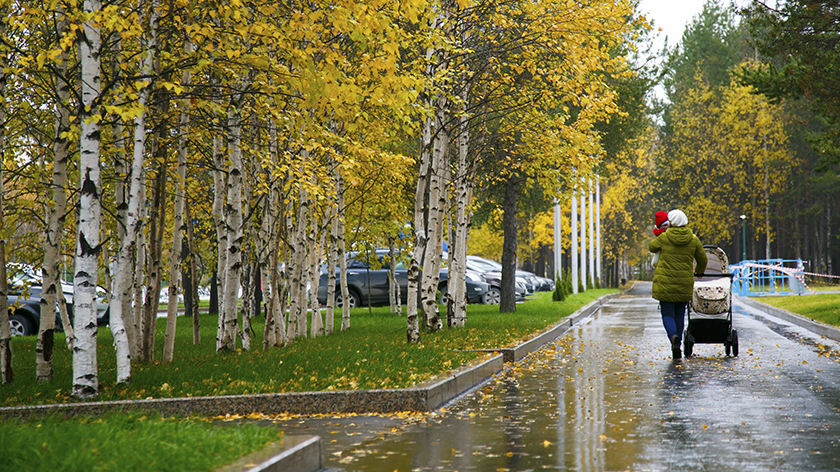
[695,273,734,279]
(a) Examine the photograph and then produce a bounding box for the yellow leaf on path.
[543,440,551,447]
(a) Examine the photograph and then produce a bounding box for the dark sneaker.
[671,335,681,359]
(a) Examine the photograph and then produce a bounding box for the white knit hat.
[668,209,688,227]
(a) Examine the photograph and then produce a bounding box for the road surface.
[274,282,840,471]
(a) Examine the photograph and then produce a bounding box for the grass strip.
[0,412,283,472]
[752,293,840,327]
[2,290,611,407]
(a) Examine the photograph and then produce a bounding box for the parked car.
[438,268,492,305]
[465,255,534,299]
[317,249,490,307]
[536,276,556,292]
[5,265,110,336]
[7,292,50,337]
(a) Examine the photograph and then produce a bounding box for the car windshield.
[467,257,502,272]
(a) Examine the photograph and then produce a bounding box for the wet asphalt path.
[276,282,840,471]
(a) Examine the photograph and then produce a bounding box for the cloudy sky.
[638,0,709,53]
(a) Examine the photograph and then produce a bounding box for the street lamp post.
[740,214,747,262]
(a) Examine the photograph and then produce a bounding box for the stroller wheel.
[684,334,694,357]
[732,330,739,357]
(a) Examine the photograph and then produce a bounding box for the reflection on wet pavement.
[277,283,840,471]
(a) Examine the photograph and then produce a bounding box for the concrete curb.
[501,292,623,363]
[734,294,840,343]
[216,435,321,472]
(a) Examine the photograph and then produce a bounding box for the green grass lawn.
[753,293,840,327]
[0,412,284,472]
[2,289,612,407]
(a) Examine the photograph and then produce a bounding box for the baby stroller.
[684,245,738,357]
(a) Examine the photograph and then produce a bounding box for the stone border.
[216,435,321,472]
[734,294,840,343]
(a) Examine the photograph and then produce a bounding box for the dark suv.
[317,250,490,307]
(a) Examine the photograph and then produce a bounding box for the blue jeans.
[660,301,688,341]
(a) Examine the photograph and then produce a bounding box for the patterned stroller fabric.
[692,247,731,315]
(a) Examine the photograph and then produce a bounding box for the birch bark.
[110,0,157,375]
[111,35,135,358]
[309,189,325,338]
[212,132,227,350]
[218,93,246,351]
[186,200,200,344]
[451,94,473,328]
[163,42,190,363]
[325,174,339,333]
[408,110,432,342]
[420,104,448,331]
[37,9,73,381]
[337,171,350,331]
[73,0,103,398]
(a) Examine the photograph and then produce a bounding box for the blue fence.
[729,259,808,297]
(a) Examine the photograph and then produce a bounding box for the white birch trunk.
[219,96,245,352]
[325,176,338,332]
[212,133,227,350]
[163,46,190,362]
[261,184,276,348]
[309,202,324,338]
[336,172,350,331]
[420,103,448,332]
[37,10,73,381]
[107,12,156,379]
[132,174,147,357]
[111,35,136,358]
[73,0,102,398]
[289,174,310,341]
[186,200,200,344]
[451,96,472,328]
[408,111,433,342]
[263,121,282,348]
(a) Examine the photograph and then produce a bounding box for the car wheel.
[438,285,451,305]
[482,287,501,305]
[9,314,34,337]
[336,290,361,308]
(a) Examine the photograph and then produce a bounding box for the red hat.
[653,211,669,236]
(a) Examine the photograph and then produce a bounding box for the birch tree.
[72,0,103,399]
[37,7,74,382]
[162,40,192,363]
[218,88,247,352]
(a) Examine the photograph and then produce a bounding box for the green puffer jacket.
[649,226,707,302]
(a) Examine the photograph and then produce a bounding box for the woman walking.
[649,209,707,359]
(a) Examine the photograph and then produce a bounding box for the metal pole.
[740,214,747,261]
[553,199,562,280]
